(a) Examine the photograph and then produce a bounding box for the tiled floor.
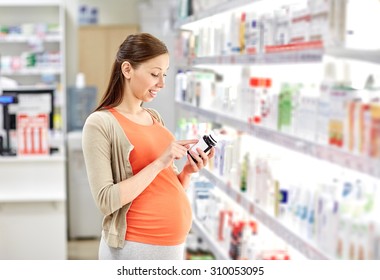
[68,238,99,260]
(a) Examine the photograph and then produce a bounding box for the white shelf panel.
[185,48,380,66]
[0,155,65,163]
[177,101,380,178]
[0,1,62,7]
[0,192,65,203]
[326,47,380,64]
[200,168,331,260]
[176,101,251,132]
[1,67,62,75]
[0,34,63,43]
[191,48,324,65]
[191,218,230,260]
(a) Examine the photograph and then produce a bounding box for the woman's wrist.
[151,159,165,173]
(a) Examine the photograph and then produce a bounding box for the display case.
[0,0,67,260]
[174,0,380,260]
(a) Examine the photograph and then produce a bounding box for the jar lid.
[208,130,218,144]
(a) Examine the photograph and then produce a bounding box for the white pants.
[99,237,186,260]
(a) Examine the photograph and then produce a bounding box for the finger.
[196,148,208,162]
[176,139,199,146]
[172,142,189,154]
[188,150,200,164]
[187,154,198,169]
[194,149,206,168]
[208,147,215,158]
[174,146,188,159]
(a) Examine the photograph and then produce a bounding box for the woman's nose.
[157,76,165,88]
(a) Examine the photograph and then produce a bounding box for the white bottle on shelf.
[175,69,187,102]
[245,12,260,54]
[273,7,291,46]
[260,13,275,53]
[237,66,251,121]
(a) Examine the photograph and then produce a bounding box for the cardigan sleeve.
[82,112,123,216]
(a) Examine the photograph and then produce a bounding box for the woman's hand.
[156,139,198,170]
[183,147,215,174]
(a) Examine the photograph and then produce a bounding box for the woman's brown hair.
[94,33,168,111]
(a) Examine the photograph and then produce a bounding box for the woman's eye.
[151,73,159,77]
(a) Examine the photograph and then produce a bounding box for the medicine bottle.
[187,131,218,163]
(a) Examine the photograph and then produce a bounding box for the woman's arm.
[177,147,215,189]
[83,115,197,214]
[118,139,199,205]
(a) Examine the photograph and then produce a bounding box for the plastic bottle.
[245,12,260,54]
[175,70,187,102]
[239,12,246,53]
[188,131,218,163]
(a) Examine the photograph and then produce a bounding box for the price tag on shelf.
[249,203,255,215]
[226,181,233,196]
[236,193,242,204]
[248,55,256,64]
[356,158,365,173]
[376,163,380,178]
[343,154,352,169]
[367,161,376,177]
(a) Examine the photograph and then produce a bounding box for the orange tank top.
[109,108,192,246]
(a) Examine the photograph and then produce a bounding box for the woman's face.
[127,53,170,102]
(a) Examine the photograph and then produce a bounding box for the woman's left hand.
[183,147,215,174]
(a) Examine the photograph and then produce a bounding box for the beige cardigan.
[82,108,175,248]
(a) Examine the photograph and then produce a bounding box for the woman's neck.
[116,99,143,115]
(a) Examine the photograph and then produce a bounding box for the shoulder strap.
[144,108,165,126]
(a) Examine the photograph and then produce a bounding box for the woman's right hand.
[156,139,198,169]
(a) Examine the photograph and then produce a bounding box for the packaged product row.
[0,51,61,72]
[175,0,380,58]
[175,59,380,159]
[0,23,60,37]
[177,118,380,259]
[188,175,295,260]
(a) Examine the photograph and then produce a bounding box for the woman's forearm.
[118,160,163,205]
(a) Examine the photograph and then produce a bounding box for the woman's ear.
[121,61,132,79]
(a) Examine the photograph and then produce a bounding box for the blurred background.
[0,0,379,260]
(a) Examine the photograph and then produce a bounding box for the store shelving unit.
[175,0,380,260]
[191,218,231,260]
[190,48,324,65]
[199,168,331,260]
[175,0,262,28]
[177,101,380,179]
[0,0,67,260]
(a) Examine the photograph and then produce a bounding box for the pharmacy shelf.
[191,218,231,260]
[326,47,380,64]
[0,0,61,6]
[0,34,62,43]
[177,101,251,131]
[0,192,65,203]
[184,48,380,67]
[191,48,324,65]
[176,101,380,179]
[175,0,262,28]
[1,67,62,75]
[0,155,65,163]
[199,168,331,260]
